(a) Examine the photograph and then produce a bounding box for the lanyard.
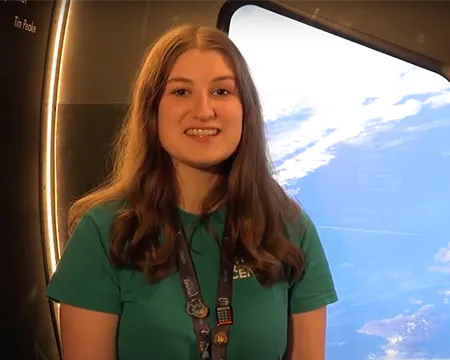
[176,215,235,360]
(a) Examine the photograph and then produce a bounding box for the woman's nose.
[192,93,215,120]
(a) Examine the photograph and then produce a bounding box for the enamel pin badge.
[186,298,209,319]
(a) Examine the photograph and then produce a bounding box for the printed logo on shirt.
[233,257,255,280]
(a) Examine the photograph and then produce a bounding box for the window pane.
[229,5,450,359]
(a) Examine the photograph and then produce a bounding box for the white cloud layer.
[430,243,450,274]
[358,304,448,360]
[230,5,450,186]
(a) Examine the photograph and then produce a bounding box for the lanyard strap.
[176,215,234,360]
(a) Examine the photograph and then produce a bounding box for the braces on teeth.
[186,129,219,136]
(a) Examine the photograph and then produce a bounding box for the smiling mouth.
[185,128,220,136]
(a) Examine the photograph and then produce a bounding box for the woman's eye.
[214,89,230,96]
[172,89,188,96]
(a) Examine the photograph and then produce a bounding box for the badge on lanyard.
[186,298,209,319]
[200,341,210,360]
[216,305,233,326]
[216,297,233,326]
[214,331,229,346]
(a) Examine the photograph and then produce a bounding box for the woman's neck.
[174,161,223,215]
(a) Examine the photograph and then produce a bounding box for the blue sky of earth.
[229,5,450,360]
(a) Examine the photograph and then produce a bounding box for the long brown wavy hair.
[68,24,305,286]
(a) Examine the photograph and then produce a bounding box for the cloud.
[229,5,450,185]
[368,354,450,360]
[339,262,356,268]
[331,341,346,346]
[410,300,423,305]
[316,225,424,236]
[357,304,446,359]
[404,119,450,133]
[435,243,450,263]
[376,137,415,150]
[440,291,450,305]
[426,91,450,108]
[430,243,450,274]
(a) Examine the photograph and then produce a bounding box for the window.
[229,5,450,359]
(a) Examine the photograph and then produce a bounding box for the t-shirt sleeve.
[45,213,122,314]
[288,211,338,314]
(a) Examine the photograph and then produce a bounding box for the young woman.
[46,23,338,360]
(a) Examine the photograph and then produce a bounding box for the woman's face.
[158,49,243,170]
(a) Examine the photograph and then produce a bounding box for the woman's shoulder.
[85,200,126,228]
[46,200,126,314]
[71,200,127,247]
[284,206,314,245]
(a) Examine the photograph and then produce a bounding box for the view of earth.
[230,5,450,360]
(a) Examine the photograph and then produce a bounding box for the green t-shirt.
[46,203,338,360]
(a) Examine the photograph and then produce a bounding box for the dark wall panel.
[56,104,126,243]
[58,1,224,105]
[1,0,60,359]
[283,1,450,67]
